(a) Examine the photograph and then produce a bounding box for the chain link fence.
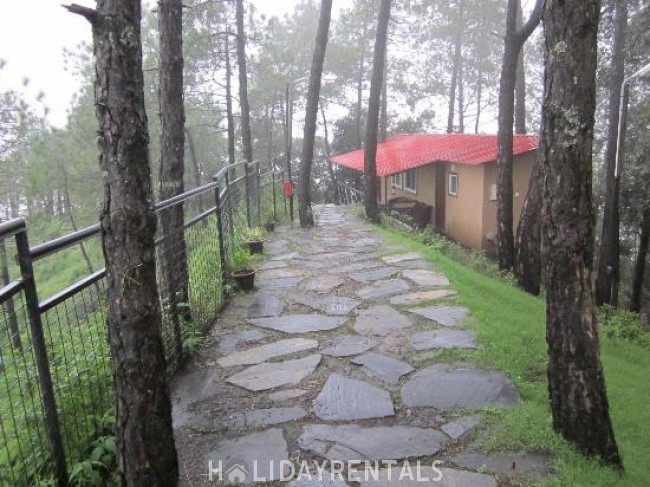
[0,160,284,485]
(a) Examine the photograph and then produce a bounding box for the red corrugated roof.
[330,133,539,177]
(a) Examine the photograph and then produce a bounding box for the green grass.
[376,224,650,487]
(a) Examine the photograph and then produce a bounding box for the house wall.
[443,163,485,249]
[481,152,535,251]
[380,164,437,206]
[378,151,535,252]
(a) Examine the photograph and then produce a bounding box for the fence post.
[15,230,68,486]
[212,179,229,291]
[244,161,251,228]
[256,163,262,227]
[271,170,277,222]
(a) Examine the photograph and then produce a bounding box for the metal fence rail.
[0,160,283,486]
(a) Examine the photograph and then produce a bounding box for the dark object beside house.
[387,197,432,230]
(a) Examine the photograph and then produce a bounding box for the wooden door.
[435,164,446,231]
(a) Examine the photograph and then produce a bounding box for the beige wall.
[444,163,485,249]
[379,151,536,252]
[380,164,437,205]
[481,152,535,251]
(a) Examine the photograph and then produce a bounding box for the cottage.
[330,133,539,252]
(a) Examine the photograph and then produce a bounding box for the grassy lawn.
[377,224,650,487]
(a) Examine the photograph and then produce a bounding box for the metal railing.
[336,181,365,205]
[0,160,284,485]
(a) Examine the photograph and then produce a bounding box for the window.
[448,173,459,197]
[490,183,497,201]
[391,173,403,188]
[404,169,417,193]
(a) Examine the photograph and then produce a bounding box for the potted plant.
[265,220,276,232]
[229,249,256,291]
[244,227,265,254]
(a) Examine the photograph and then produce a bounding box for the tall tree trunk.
[596,0,628,306]
[224,35,237,172]
[298,0,333,227]
[475,58,483,134]
[63,172,99,295]
[266,102,275,171]
[236,0,253,165]
[356,23,368,149]
[630,207,650,313]
[446,0,464,134]
[515,152,543,294]
[514,0,527,135]
[496,0,542,271]
[380,48,388,142]
[458,56,465,133]
[320,103,338,204]
[541,0,622,468]
[66,1,179,484]
[364,0,391,223]
[185,127,205,214]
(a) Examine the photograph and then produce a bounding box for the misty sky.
[0,0,314,128]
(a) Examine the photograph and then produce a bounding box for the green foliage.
[244,226,265,242]
[229,248,254,272]
[68,435,119,487]
[598,305,650,348]
[378,224,650,487]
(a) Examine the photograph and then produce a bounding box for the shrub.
[598,305,650,348]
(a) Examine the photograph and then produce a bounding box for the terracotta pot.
[232,269,255,291]
[246,240,264,254]
[265,222,275,232]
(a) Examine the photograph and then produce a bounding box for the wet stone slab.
[259,260,290,270]
[314,374,395,421]
[389,289,458,305]
[401,363,521,410]
[257,267,307,279]
[353,306,411,337]
[357,467,496,487]
[227,406,307,429]
[250,315,347,334]
[349,266,399,283]
[351,352,414,384]
[299,424,448,462]
[401,269,450,287]
[227,354,321,391]
[218,338,318,367]
[290,293,361,316]
[256,276,304,290]
[338,261,383,274]
[408,305,470,327]
[268,388,309,402]
[440,414,482,439]
[216,330,266,354]
[320,335,379,357]
[356,279,410,300]
[450,451,555,482]
[207,428,290,485]
[287,472,349,487]
[248,293,285,318]
[381,252,423,264]
[304,275,345,293]
[409,329,478,351]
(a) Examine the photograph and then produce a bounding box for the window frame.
[448,173,459,197]
[403,169,417,194]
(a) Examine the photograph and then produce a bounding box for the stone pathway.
[172,206,548,486]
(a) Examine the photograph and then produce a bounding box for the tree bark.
[515,150,542,294]
[185,128,206,214]
[630,207,650,313]
[596,0,628,306]
[446,0,464,134]
[320,103,338,204]
[356,22,368,149]
[496,0,542,271]
[67,1,179,483]
[224,34,237,171]
[298,0,333,227]
[235,0,253,165]
[364,0,391,223]
[380,47,388,142]
[514,0,527,135]
[159,0,190,348]
[541,0,622,468]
